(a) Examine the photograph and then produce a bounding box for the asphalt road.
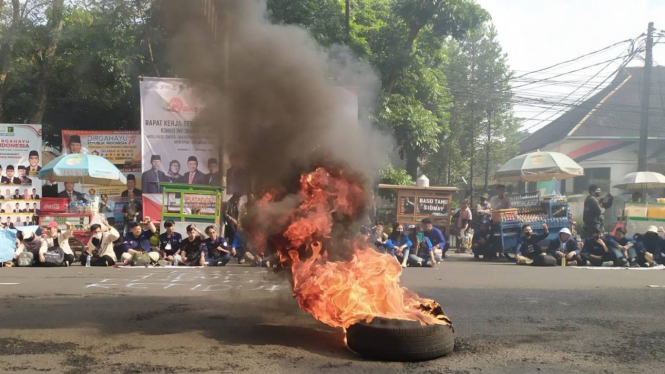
[1,254,664,374]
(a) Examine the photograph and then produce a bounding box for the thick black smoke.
[163,0,388,194]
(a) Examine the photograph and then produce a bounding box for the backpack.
[43,247,65,267]
[131,252,152,266]
[17,252,34,267]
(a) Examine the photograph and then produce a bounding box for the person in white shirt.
[83,220,120,266]
[43,221,75,266]
[489,184,510,211]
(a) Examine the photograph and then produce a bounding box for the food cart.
[38,197,95,256]
[612,171,665,236]
[377,184,457,233]
[492,192,570,258]
[159,183,224,234]
[494,151,583,259]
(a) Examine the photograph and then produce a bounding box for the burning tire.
[346,317,455,362]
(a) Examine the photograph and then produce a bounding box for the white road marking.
[0,283,19,285]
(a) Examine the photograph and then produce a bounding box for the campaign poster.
[60,130,141,197]
[140,77,220,196]
[0,124,42,229]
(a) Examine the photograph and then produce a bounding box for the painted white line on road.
[648,285,665,288]
[0,283,19,285]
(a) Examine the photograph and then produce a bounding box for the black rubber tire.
[346,317,455,362]
[68,237,86,262]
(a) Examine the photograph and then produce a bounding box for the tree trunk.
[405,149,419,181]
[484,112,492,191]
[345,0,350,41]
[385,24,422,95]
[0,0,22,121]
[469,112,475,204]
[30,0,65,124]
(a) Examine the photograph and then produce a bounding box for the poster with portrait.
[60,130,142,198]
[140,77,220,196]
[0,124,42,229]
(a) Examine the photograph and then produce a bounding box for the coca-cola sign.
[40,198,69,213]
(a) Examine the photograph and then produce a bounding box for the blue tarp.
[0,226,41,263]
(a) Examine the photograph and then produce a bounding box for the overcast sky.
[476,0,665,132]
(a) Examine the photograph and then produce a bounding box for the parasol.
[495,151,584,183]
[613,171,665,190]
[38,154,127,185]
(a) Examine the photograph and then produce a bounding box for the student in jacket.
[546,227,583,266]
[385,222,412,268]
[515,223,550,265]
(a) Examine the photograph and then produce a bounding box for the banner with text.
[140,77,219,196]
[0,124,42,228]
[61,130,141,197]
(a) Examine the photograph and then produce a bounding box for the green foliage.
[378,164,414,200]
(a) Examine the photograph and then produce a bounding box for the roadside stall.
[38,153,127,259]
[377,184,457,233]
[613,171,665,235]
[159,183,224,234]
[494,151,583,258]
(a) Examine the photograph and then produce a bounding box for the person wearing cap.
[120,174,142,198]
[142,155,167,194]
[582,227,626,267]
[42,221,75,266]
[159,220,182,263]
[16,165,32,185]
[84,219,121,266]
[546,228,583,266]
[2,165,20,185]
[203,225,233,266]
[490,185,510,211]
[122,217,160,265]
[421,218,446,259]
[13,229,48,266]
[476,193,492,226]
[27,150,41,175]
[206,158,222,185]
[183,156,206,185]
[58,182,85,201]
[174,224,206,266]
[633,226,663,267]
[67,135,82,154]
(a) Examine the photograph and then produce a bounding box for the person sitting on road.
[605,227,638,267]
[472,223,494,260]
[421,218,446,259]
[385,222,412,268]
[122,218,160,265]
[582,227,626,267]
[633,226,663,267]
[13,229,47,266]
[371,222,388,252]
[159,220,182,264]
[546,227,583,266]
[407,226,436,267]
[174,224,206,266]
[83,220,120,266]
[515,223,551,265]
[204,225,233,266]
[42,221,75,266]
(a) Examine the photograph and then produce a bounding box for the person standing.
[583,184,613,238]
[121,191,142,234]
[456,199,472,252]
[476,193,492,227]
[99,194,116,226]
[142,155,167,193]
[489,185,510,211]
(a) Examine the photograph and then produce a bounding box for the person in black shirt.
[175,224,205,266]
[472,223,494,260]
[582,227,624,267]
[515,223,551,265]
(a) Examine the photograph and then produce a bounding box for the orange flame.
[251,167,450,329]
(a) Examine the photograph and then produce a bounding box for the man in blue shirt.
[122,217,160,265]
[159,220,182,264]
[421,218,446,259]
[204,225,233,266]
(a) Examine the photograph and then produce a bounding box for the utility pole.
[638,22,654,171]
[345,0,350,40]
